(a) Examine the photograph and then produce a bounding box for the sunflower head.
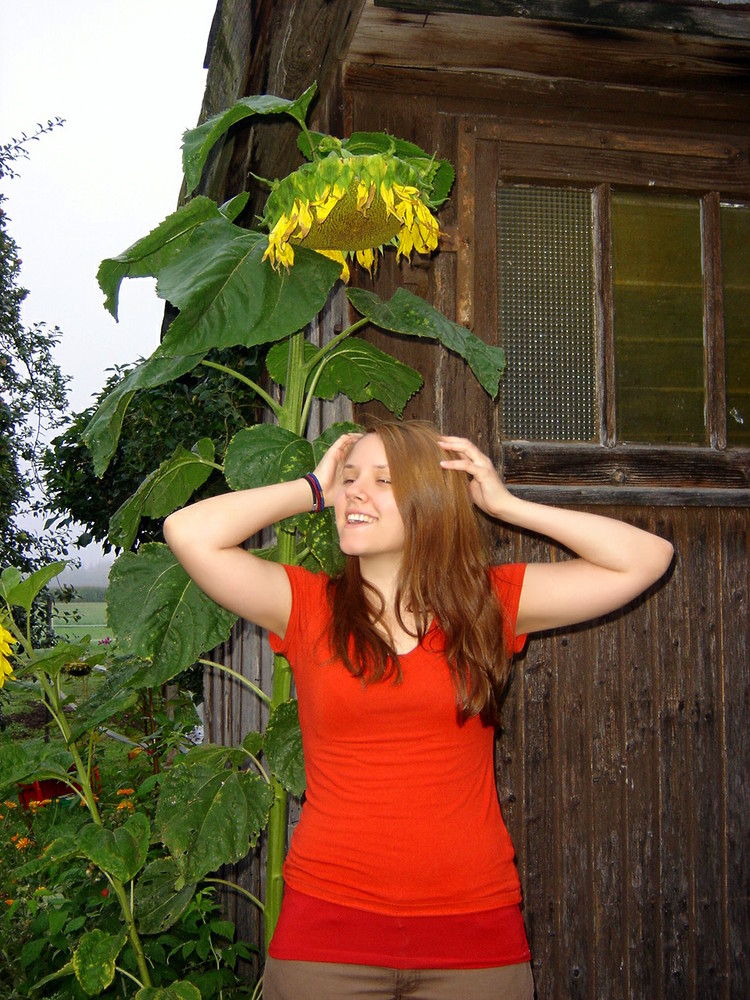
[262,134,453,282]
[0,622,17,689]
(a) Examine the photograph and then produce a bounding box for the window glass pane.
[496,184,597,441]
[612,192,704,444]
[721,202,750,447]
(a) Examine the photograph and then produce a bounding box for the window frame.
[460,120,750,504]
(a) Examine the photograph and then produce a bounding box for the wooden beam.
[374,0,750,41]
[350,2,750,90]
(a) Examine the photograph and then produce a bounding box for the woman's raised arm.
[163,433,359,637]
[438,436,674,635]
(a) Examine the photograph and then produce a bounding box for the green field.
[53,600,110,641]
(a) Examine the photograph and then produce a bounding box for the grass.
[52,599,110,642]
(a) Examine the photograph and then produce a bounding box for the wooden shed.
[196,2,750,997]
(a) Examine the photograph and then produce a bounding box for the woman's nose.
[345,478,366,500]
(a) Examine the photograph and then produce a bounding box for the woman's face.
[333,434,405,561]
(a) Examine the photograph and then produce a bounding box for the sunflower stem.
[199,360,282,419]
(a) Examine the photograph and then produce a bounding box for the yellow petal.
[316,248,350,282]
[355,247,375,273]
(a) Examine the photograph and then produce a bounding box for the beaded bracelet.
[304,472,325,513]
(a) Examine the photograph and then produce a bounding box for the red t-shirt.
[268,563,529,966]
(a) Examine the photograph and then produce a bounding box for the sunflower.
[0,624,16,689]
[262,134,453,282]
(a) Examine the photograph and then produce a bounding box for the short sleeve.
[490,563,528,655]
[268,564,330,663]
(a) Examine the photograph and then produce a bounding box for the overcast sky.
[0,0,216,412]
[0,0,218,579]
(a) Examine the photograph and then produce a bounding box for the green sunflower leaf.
[72,929,126,996]
[106,543,237,686]
[182,84,318,195]
[347,287,505,397]
[108,438,217,550]
[264,700,306,797]
[82,351,207,477]
[135,858,197,935]
[311,339,422,416]
[136,983,202,1000]
[224,425,314,493]
[156,745,274,883]
[156,219,341,357]
[97,197,223,320]
[0,561,67,614]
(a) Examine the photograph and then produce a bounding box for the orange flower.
[15,837,32,850]
[116,788,135,796]
[116,800,135,813]
[3,801,16,810]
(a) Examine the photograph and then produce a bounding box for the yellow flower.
[0,624,16,688]
[261,144,448,282]
[3,801,17,810]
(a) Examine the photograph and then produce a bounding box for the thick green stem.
[39,672,153,989]
[263,331,307,953]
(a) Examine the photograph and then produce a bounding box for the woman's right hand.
[313,432,362,506]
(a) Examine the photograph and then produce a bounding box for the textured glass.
[612,193,704,444]
[721,202,750,447]
[496,185,597,441]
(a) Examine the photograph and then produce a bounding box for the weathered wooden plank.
[501,442,750,490]
[619,520,663,1000]
[658,508,692,999]
[456,120,476,330]
[373,0,750,41]
[345,64,750,137]
[494,140,750,195]
[719,506,750,997]
[688,509,727,999]
[353,2,750,88]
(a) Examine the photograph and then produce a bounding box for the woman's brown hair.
[327,420,512,726]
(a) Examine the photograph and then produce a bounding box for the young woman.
[164,420,673,1000]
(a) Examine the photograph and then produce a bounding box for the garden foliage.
[0,84,505,996]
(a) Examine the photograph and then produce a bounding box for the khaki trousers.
[262,957,535,1000]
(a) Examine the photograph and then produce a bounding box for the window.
[496,183,749,453]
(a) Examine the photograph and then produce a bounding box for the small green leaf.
[0,561,66,613]
[79,812,150,882]
[135,858,197,935]
[136,983,202,1000]
[312,339,422,416]
[24,640,92,680]
[241,730,264,757]
[266,336,319,386]
[224,425,314,493]
[304,509,344,577]
[107,544,237,686]
[0,740,74,796]
[347,287,505,397]
[182,84,317,195]
[70,656,146,739]
[72,929,126,995]
[108,438,216,550]
[264,700,306,797]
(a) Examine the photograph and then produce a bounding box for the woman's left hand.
[437,436,513,519]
